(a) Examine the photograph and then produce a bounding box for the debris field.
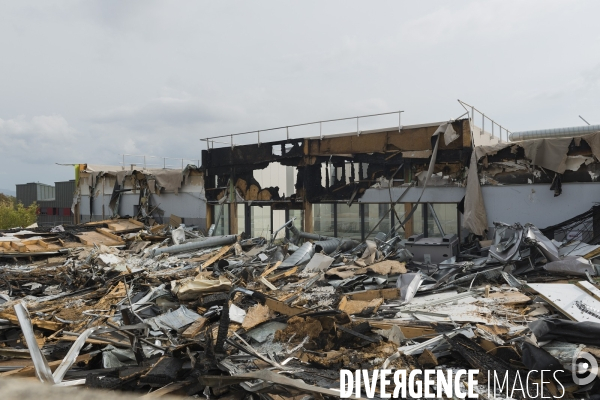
[2,212,600,399]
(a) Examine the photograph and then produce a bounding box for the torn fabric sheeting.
[519,137,572,173]
[462,151,488,236]
[433,121,459,146]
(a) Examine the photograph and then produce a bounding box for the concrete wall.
[358,182,600,238]
[482,182,600,229]
[359,186,466,204]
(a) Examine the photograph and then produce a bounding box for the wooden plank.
[0,313,64,331]
[96,227,123,242]
[0,352,94,378]
[181,317,208,338]
[259,277,277,291]
[10,241,28,252]
[107,219,143,232]
[264,298,305,316]
[150,224,167,234]
[76,231,122,246]
[260,261,282,278]
[199,245,231,271]
[349,288,400,301]
[576,281,600,302]
[267,266,298,283]
[23,243,46,252]
[128,218,145,227]
[84,219,114,226]
[584,247,600,260]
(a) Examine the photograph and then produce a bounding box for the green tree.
[0,196,38,229]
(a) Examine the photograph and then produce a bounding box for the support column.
[360,204,366,240]
[245,204,251,235]
[304,199,313,233]
[206,204,213,232]
[229,202,238,234]
[228,179,238,234]
[74,203,80,225]
[423,203,429,238]
[404,203,414,237]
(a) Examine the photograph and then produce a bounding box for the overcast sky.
[1,1,599,192]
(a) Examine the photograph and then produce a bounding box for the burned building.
[201,107,600,249]
[73,164,206,227]
[202,114,474,243]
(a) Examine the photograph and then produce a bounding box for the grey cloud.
[2,0,600,190]
[91,94,242,128]
[0,115,78,163]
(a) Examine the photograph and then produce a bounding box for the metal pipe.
[286,224,335,244]
[509,124,600,142]
[152,235,237,257]
[314,239,341,254]
[279,242,314,269]
[270,217,296,244]
[314,238,359,254]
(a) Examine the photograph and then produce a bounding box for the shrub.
[0,196,38,229]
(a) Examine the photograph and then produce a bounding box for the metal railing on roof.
[200,110,404,150]
[458,100,511,143]
[119,154,200,170]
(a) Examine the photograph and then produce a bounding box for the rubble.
[2,209,600,399]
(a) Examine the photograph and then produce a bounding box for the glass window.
[251,205,271,238]
[364,204,391,239]
[237,204,246,235]
[391,204,407,239]
[427,203,458,237]
[289,209,303,232]
[337,203,361,240]
[213,204,229,236]
[272,210,286,239]
[410,204,424,236]
[313,204,335,237]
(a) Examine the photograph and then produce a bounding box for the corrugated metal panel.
[37,183,55,201]
[55,180,75,208]
[16,183,38,207]
[38,199,56,208]
[16,181,73,209]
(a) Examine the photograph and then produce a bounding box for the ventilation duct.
[509,124,600,142]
